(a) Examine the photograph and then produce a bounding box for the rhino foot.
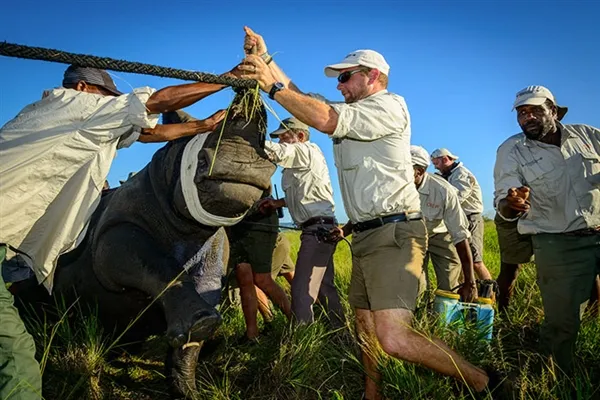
[167,309,222,349]
[166,343,202,399]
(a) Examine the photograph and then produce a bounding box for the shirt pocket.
[521,157,562,197]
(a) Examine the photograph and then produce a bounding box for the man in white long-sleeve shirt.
[410,146,477,302]
[431,148,492,281]
[259,117,344,327]
[0,64,231,400]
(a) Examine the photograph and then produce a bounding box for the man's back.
[0,87,158,291]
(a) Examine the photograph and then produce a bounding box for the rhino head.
[165,89,276,226]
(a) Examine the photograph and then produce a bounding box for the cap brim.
[101,85,123,96]
[269,128,287,138]
[512,96,546,110]
[324,62,360,77]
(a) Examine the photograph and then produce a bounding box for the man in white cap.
[430,148,492,282]
[239,26,492,398]
[259,116,344,327]
[0,63,235,399]
[410,146,477,301]
[494,85,600,374]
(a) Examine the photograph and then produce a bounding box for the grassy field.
[20,221,600,400]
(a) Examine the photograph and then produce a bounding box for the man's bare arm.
[138,109,226,143]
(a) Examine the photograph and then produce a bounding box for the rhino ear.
[162,110,198,124]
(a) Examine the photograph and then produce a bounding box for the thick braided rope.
[0,42,256,88]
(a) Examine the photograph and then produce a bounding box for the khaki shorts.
[467,213,485,263]
[349,220,427,311]
[271,233,295,279]
[423,231,461,291]
[494,213,534,264]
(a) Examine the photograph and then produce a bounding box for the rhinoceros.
[15,89,276,398]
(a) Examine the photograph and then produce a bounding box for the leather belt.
[563,227,600,237]
[353,212,423,233]
[300,216,337,229]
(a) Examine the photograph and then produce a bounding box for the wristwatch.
[268,82,285,100]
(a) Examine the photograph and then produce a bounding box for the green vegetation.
[20,222,599,399]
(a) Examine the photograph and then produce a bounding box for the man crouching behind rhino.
[12,87,276,398]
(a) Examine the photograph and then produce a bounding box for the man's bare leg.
[254,272,292,319]
[256,286,273,322]
[235,263,259,339]
[585,275,600,317]
[374,308,489,392]
[496,262,520,311]
[282,271,295,286]
[355,308,381,400]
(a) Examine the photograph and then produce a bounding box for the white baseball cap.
[410,145,430,168]
[431,148,459,160]
[324,50,390,77]
[512,85,568,121]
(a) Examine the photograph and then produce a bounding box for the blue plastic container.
[476,297,495,341]
[433,290,461,325]
[434,290,495,341]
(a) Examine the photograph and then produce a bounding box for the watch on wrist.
[268,82,285,100]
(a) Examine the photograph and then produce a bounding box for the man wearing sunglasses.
[239,26,493,399]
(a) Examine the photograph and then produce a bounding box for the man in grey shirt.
[494,85,600,374]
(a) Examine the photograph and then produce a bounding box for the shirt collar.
[523,122,576,147]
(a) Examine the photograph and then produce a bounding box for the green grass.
[21,221,600,399]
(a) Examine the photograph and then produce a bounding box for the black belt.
[353,212,423,233]
[563,227,600,237]
[300,216,337,229]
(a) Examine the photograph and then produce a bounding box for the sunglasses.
[337,69,365,83]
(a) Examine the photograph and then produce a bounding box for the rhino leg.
[165,343,202,399]
[94,224,222,348]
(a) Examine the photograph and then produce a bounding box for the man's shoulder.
[563,123,599,136]
[429,173,459,195]
[497,133,526,154]
[365,90,406,106]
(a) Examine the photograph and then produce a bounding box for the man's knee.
[253,272,275,289]
[235,263,254,287]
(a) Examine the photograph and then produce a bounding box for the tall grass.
[20,222,599,399]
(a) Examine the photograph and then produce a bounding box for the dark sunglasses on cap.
[337,69,366,83]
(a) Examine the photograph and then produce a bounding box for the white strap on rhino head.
[180,133,248,226]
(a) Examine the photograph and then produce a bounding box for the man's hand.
[458,280,478,303]
[220,65,244,80]
[504,186,531,213]
[237,55,279,92]
[203,109,227,132]
[328,223,352,243]
[244,26,267,56]
[258,198,285,214]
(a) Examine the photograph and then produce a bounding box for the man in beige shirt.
[494,85,600,374]
[410,146,477,301]
[238,26,491,399]
[260,117,344,327]
[431,148,492,282]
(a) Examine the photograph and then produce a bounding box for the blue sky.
[1,1,598,223]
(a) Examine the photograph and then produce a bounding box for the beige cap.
[324,49,390,77]
[269,117,310,139]
[431,148,459,160]
[512,85,568,121]
[410,145,430,167]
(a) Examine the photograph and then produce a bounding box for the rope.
[0,42,257,88]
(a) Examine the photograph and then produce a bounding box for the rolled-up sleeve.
[444,188,471,244]
[82,87,159,142]
[264,141,312,169]
[329,94,408,141]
